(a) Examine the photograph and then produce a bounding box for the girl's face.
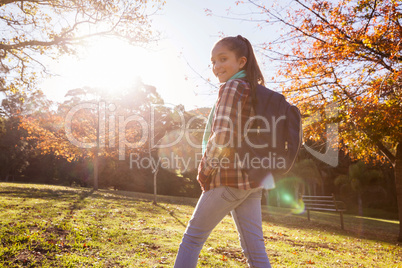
[211,43,247,83]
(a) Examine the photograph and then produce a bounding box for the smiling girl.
[174,35,271,268]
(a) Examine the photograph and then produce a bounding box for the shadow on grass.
[0,182,93,201]
[91,190,190,227]
[154,203,187,228]
[96,189,198,207]
[0,183,95,226]
[99,189,400,245]
[2,183,399,246]
[0,183,192,230]
[261,205,400,245]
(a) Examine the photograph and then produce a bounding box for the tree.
[0,0,164,93]
[233,0,402,240]
[290,158,323,196]
[335,161,384,215]
[0,90,49,181]
[0,116,30,181]
[21,80,177,191]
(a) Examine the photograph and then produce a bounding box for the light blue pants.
[174,186,271,268]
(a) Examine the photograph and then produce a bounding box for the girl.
[174,35,271,268]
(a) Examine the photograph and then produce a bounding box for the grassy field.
[0,182,401,267]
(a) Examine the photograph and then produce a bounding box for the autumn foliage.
[255,0,401,160]
[243,0,402,240]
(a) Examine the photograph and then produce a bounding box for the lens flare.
[281,192,293,204]
[264,176,307,215]
[291,199,305,214]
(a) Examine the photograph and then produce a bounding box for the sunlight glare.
[42,37,203,109]
[75,39,156,93]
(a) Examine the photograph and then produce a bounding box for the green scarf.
[201,70,246,155]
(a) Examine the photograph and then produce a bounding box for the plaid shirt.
[197,79,257,192]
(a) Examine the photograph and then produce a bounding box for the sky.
[40,0,277,111]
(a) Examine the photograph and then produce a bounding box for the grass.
[0,182,401,267]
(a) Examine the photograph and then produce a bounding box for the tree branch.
[362,0,377,34]
[248,0,328,44]
[376,140,397,164]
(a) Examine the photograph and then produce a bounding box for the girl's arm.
[197,79,252,189]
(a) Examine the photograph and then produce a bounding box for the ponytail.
[215,35,265,107]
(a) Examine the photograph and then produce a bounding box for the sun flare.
[74,39,157,93]
[43,37,201,109]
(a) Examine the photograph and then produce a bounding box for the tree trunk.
[276,191,281,207]
[357,192,363,216]
[93,151,99,191]
[294,183,300,202]
[153,165,159,205]
[395,142,402,242]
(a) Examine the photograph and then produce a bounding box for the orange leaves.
[362,38,373,48]
[258,0,402,162]
[19,113,84,162]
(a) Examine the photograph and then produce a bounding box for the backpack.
[237,84,303,185]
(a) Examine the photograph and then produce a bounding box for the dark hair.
[215,35,265,105]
